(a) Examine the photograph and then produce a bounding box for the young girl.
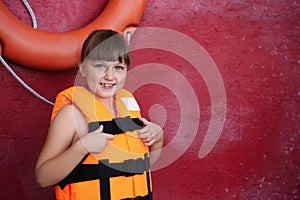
[35,29,164,200]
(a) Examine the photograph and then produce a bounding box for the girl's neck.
[98,96,116,117]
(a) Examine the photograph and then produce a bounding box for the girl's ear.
[78,62,86,77]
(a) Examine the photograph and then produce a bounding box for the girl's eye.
[95,64,105,69]
[115,65,125,71]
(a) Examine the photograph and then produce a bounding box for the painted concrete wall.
[0,0,299,199]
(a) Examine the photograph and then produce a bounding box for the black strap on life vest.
[57,153,152,199]
[59,153,149,184]
[122,192,153,200]
[88,116,144,134]
[98,153,151,200]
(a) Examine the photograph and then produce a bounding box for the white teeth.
[101,83,114,87]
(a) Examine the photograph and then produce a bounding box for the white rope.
[126,31,131,45]
[0,0,54,105]
[0,56,54,105]
[21,0,37,29]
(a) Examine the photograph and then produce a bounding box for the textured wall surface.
[0,0,299,199]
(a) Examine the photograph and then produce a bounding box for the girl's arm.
[137,117,164,166]
[35,105,113,187]
[35,105,88,187]
[148,132,164,166]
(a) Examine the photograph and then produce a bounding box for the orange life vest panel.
[50,86,152,200]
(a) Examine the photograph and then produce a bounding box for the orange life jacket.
[50,86,152,200]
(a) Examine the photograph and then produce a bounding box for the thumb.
[103,133,114,140]
[97,125,104,133]
[138,117,151,126]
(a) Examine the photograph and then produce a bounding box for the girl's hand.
[79,125,114,154]
[138,117,163,146]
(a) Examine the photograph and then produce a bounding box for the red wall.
[0,0,299,199]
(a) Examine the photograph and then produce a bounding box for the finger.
[138,130,152,139]
[145,136,153,142]
[138,117,151,126]
[142,138,148,143]
[103,133,114,140]
[137,127,148,134]
[144,139,155,146]
[142,138,151,145]
[138,133,147,139]
[98,125,104,132]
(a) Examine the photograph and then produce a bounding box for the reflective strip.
[121,97,140,111]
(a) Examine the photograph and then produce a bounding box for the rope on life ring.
[0,0,148,71]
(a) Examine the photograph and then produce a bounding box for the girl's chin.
[95,89,116,99]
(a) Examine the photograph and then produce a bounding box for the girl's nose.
[104,66,114,80]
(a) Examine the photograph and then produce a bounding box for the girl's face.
[80,60,127,100]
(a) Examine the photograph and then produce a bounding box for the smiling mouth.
[100,83,115,89]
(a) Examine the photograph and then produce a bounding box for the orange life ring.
[0,0,147,71]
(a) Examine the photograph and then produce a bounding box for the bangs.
[81,30,130,66]
[88,41,130,64]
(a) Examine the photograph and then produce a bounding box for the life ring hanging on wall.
[0,0,148,71]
